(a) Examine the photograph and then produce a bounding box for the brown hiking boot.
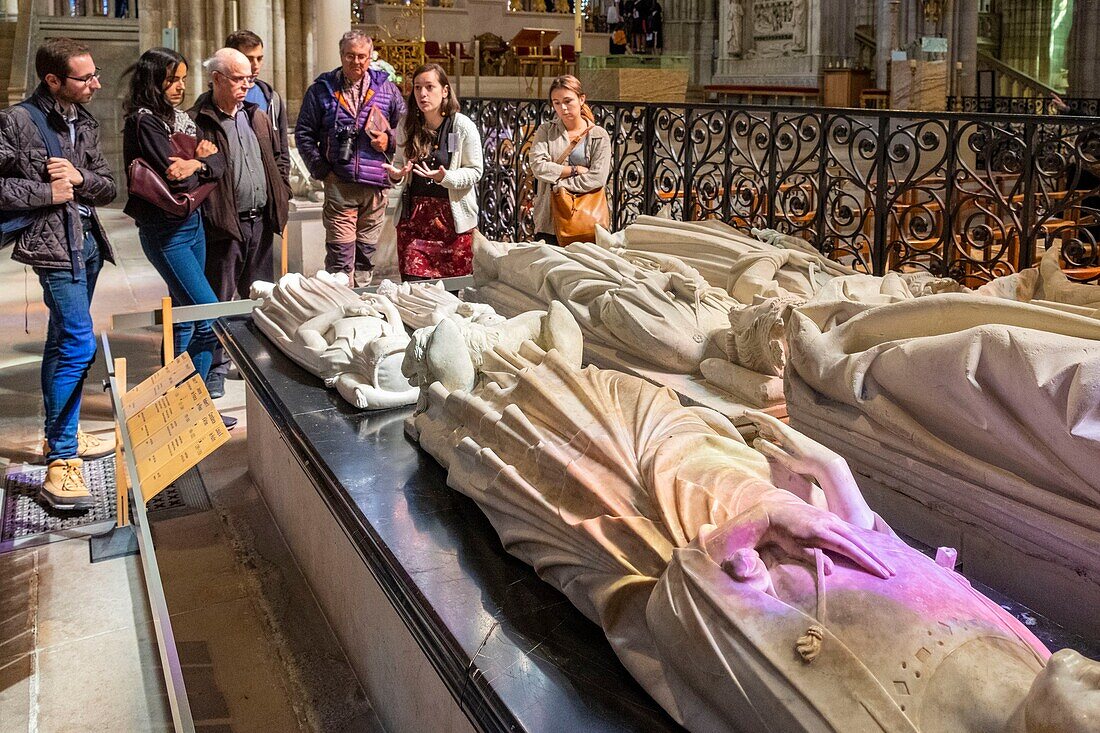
[39,458,95,511]
[40,429,114,463]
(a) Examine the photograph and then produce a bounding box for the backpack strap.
[15,99,82,272]
[17,100,64,159]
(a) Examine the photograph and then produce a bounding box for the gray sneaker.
[206,372,226,399]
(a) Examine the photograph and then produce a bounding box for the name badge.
[447,132,458,153]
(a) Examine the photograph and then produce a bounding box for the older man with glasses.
[295,30,405,286]
[0,38,117,509]
[189,47,290,398]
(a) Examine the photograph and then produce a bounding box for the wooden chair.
[556,44,577,75]
[473,32,509,76]
[448,41,474,76]
[424,41,451,70]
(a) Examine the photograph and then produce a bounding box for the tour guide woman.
[384,63,483,279]
[530,75,611,245]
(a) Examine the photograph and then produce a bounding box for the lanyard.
[335,83,376,126]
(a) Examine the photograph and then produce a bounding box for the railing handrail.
[463,94,1100,123]
[465,96,1100,285]
[948,95,1100,117]
[978,50,1060,98]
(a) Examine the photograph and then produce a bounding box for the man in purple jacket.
[294,31,405,285]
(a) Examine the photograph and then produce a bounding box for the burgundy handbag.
[127,131,217,218]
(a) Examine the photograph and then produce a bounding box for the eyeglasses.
[214,70,257,87]
[64,69,101,86]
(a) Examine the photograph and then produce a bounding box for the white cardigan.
[392,112,483,234]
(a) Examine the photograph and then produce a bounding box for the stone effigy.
[250,272,418,410]
[785,293,1100,635]
[473,233,738,374]
[404,311,1100,733]
[471,232,796,411]
[595,216,854,302]
[977,242,1100,312]
[375,279,504,331]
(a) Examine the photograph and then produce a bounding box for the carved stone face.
[1021,649,1100,733]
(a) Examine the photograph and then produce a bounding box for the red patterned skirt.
[396,196,473,279]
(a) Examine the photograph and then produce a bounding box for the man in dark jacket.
[0,38,116,509]
[294,30,405,284]
[224,29,290,178]
[190,48,290,397]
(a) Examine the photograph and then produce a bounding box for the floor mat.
[1,457,205,548]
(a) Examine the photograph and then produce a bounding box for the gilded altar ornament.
[922,0,946,24]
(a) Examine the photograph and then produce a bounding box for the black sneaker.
[220,413,238,431]
[207,372,226,399]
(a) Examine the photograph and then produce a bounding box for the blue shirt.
[61,106,92,218]
[245,83,269,112]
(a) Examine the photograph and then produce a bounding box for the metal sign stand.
[88,333,232,733]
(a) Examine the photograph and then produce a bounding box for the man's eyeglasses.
[214,70,257,87]
[64,69,101,86]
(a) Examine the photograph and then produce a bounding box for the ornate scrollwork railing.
[465,97,1100,285]
[948,96,1100,117]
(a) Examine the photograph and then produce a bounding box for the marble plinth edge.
[214,316,682,733]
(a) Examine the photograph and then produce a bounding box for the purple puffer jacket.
[294,68,406,188]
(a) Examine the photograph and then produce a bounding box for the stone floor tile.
[35,622,172,733]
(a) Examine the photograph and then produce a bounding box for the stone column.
[875,0,893,88]
[314,0,345,75]
[953,0,977,96]
[271,0,287,102]
[240,0,274,65]
[180,1,209,101]
[284,0,306,121]
[1067,0,1100,98]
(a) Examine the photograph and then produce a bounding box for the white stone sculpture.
[788,0,807,53]
[473,233,737,374]
[475,225,848,408]
[977,242,1100,312]
[402,300,583,407]
[599,217,854,302]
[784,293,1100,631]
[375,279,505,331]
[788,293,1100,509]
[405,316,1100,733]
[250,272,418,409]
[727,0,744,56]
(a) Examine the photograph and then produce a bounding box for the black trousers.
[205,216,275,376]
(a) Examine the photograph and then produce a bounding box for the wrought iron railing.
[466,97,1100,285]
[948,96,1100,117]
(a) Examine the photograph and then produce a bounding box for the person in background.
[529,75,611,245]
[122,48,235,428]
[295,30,406,286]
[632,0,652,53]
[610,24,628,55]
[648,0,663,53]
[224,30,289,178]
[0,38,116,509]
[190,48,290,399]
[604,0,621,32]
[621,0,636,53]
[384,63,483,280]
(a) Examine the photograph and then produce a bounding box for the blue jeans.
[37,233,102,462]
[138,212,217,381]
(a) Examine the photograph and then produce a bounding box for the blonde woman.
[530,75,611,245]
